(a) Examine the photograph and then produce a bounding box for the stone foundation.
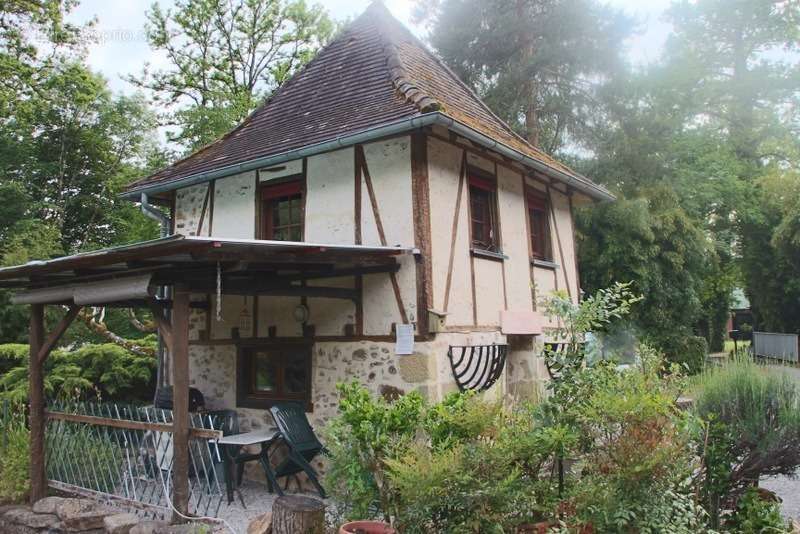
[0,498,212,534]
[186,330,545,488]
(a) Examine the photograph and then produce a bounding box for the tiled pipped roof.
[125,2,608,198]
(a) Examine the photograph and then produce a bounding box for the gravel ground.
[209,481,329,534]
[760,363,800,521]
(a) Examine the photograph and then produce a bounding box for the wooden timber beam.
[171,289,191,520]
[266,263,400,283]
[44,411,222,440]
[37,305,81,364]
[29,302,83,503]
[147,300,173,352]
[28,304,46,504]
[178,282,360,300]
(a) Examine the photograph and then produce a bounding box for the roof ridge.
[369,4,545,155]
[369,4,442,113]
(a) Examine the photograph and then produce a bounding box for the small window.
[468,170,500,252]
[261,180,304,241]
[527,191,552,261]
[237,343,312,410]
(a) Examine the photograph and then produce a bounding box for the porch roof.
[0,235,416,305]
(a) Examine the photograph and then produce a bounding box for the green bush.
[694,359,800,526]
[0,404,30,503]
[727,488,788,533]
[661,335,708,375]
[323,381,425,521]
[0,342,156,403]
[549,347,709,532]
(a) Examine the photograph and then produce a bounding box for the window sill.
[470,248,507,262]
[531,258,559,270]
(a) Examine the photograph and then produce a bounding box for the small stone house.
[0,3,613,502]
[120,3,612,435]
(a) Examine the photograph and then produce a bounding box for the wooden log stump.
[272,495,325,534]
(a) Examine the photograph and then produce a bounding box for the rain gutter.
[122,112,614,202]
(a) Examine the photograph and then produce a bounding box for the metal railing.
[45,401,225,519]
[753,332,799,363]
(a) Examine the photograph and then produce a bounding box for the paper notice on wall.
[395,324,414,355]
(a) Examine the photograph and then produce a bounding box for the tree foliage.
[130,0,335,150]
[421,0,800,339]
[415,0,632,153]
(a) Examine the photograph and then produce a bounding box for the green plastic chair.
[268,402,328,498]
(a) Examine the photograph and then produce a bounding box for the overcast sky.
[66,0,674,96]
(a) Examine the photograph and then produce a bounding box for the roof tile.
[125,2,607,198]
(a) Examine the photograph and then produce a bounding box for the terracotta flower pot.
[339,520,396,534]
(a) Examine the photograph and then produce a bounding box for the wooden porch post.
[171,289,190,520]
[28,303,46,503]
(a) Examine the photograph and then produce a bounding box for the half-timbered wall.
[170,130,586,485]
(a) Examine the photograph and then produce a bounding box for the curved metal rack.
[543,342,586,380]
[447,344,508,392]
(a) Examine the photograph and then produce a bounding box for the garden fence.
[752,332,799,363]
[45,401,225,519]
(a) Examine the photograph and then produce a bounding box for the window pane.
[283,356,308,394]
[254,352,277,392]
[289,226,302,241]
[531,208,550,259]
[289,197,301,224]
[277,199,290,225]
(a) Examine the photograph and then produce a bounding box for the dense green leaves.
[422,0,800,340]
[130,0,335,151]
[415,0,632,152]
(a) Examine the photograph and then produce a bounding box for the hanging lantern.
[239,296,252,335]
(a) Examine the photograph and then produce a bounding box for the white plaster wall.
[174,184,211,237]
[550,187,579,301]
[257,296,303,337]
[428,137,474,326]
[305,149,355,244]
[258,159,303,182]
[212,171,256,238]
[210,294,253,338]
[497,165,534,312]
[307,276,356,336]
[526,178,579,311]
[360,138,417,334]
[472,259,504,326]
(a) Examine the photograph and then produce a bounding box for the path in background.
[760,363,800,520]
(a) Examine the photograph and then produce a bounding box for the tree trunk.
[272,496,325,534]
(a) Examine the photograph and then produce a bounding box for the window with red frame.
[469,170,500,252]
[527,191,552,261]
[261,180,304,241]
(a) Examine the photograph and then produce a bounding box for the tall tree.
[0,0,82,113]
[130,0,335,151]
[415,0,632,153]
[663,0,800,164]
[661,0,800,332]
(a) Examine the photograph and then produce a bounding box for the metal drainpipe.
[140,193,172,400]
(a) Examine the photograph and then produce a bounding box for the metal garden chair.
[210,409,278,505]
[268,402,328,498]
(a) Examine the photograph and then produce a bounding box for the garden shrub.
[0,342,156,403]
[562,356,708,532]
[324,381,425,521]
[661,335,708,375]
[694,358,800,527]
[0,404,30,503]
[728,488,788,533]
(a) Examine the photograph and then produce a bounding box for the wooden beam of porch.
[170,289,191,521]
[37,305,81,364]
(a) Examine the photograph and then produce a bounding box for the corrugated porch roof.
[0,235,415,305]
